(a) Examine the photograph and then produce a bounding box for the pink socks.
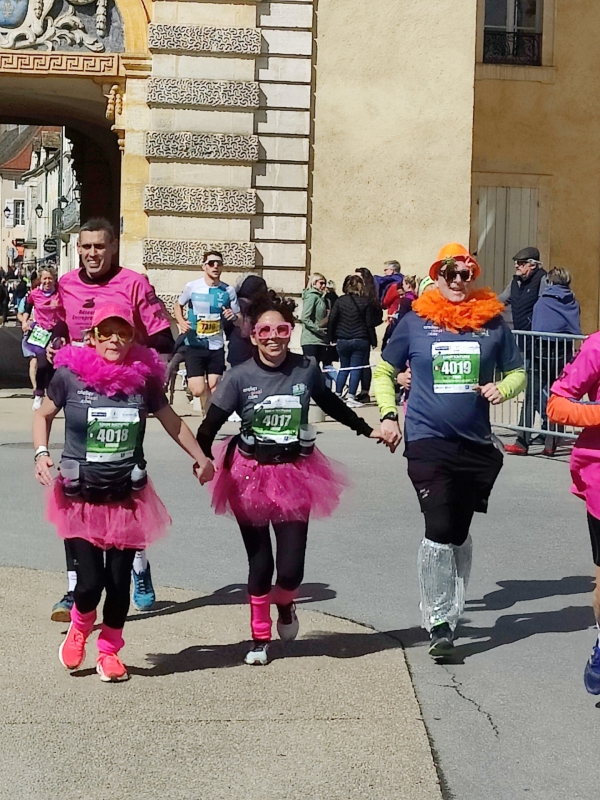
[249,594,272,641]
[97,624,125,655]
[71,606,96,637]
[272,585,295,607]
[249,586,296,640]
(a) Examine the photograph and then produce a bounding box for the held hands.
[34,454,54,486]
[475,382,503,405]
[193,459,215,485]
[396,367,411,391]
[370,421,402,453]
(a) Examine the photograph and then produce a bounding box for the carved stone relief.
[144,186,257,216]
[148,23,261,55]
[146,132,259,163]
[147,78,259,109]
[144,240,255,268]
[0,0,123,51]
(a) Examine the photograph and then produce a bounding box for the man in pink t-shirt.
[51,217,174,623]
[58,221,171,348]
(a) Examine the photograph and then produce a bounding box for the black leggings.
[68,538,136,629]
[588,513,600,567]
[406,438,503,547]
[238,520,309,597]
[34,349,54,395]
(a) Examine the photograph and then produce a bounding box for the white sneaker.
[244,641,270,665]
[228,412,241,422]
[277,603,299,642]
[345,395,363,408]
[32,396,43,411]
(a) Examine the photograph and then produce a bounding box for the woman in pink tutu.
[196,293,388,665]
[33,303,214,682]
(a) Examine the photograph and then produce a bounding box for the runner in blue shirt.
[374,243,526,658]
[174,251,240,414]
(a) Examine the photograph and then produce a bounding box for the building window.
[484,0,542,66]
[14,199,25,227]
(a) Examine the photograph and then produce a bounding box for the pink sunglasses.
[253,322,293,341]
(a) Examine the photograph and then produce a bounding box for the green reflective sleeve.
[373,360,398,417]
[496,367,527,401]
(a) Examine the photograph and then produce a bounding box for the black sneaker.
[428,622,454,658]
[276,603,299,641]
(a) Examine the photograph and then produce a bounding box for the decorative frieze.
[146,132,259,163]
[0,53,119,75]
[148,24,262,56]
[144,240,255,267]
[147,78,259,109]
[144,186,257,216]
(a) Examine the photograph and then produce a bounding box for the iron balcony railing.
[483,30,542,66]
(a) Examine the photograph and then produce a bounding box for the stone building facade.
[0,0,479,314]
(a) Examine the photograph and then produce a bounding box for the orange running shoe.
[96,653,129,682]
[58,623,88,670]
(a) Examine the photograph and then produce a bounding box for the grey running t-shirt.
[47,366,167,484]
[211,353,325,443]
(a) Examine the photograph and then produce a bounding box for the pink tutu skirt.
[46,477,172,551]
[210,439,350,526]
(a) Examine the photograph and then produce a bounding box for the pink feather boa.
[54,344,166,397]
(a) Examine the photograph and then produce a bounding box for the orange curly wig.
[412,287,504,332]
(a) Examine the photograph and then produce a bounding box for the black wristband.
[380,412,399,423]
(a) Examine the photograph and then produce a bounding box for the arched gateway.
[0,0,318,306]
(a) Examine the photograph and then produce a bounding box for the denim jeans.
[335,338,371,396]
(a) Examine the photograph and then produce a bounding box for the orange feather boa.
[412,287,504,333]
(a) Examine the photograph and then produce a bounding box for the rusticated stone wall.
[145,0,314,297]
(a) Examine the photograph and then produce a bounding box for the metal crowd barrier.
[490,330,587,441]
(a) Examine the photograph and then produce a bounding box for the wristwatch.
[380,412,399,423]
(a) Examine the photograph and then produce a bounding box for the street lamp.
[58,196,68,211]
[3,206,10,219]
[73,183,81,203]
[35,204,43,218]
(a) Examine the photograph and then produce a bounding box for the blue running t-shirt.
[382,310,522,444]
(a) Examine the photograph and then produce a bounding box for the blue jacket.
[532,284,582,335]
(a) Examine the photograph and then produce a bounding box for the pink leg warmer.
[272,585,295,607]
[249,594,272,641]
[71,606,96,636]
[97,623,125,655]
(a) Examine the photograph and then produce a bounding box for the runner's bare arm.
[32,398,60,486]
[173,302,191,334]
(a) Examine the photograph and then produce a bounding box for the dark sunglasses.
[440,266,473,283]
[207,259,223,267]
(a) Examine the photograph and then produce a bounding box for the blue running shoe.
[51,591,74,623]
[584,643,600,694]
[132,564,156,611]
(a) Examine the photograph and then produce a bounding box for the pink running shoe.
[58,623,88,670]
[96,653,129,682]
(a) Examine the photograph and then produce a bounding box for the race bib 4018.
[86,407,140,462]
[432,341,481,394]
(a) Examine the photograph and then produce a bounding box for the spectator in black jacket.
[328,274,379,407]
[499,246,547,331]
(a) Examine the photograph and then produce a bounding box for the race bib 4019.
[432,341,480,394]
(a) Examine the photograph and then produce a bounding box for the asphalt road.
[0,401,595,800]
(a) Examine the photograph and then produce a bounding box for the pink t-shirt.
[28,287,65,331]
[58,266,170,342]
